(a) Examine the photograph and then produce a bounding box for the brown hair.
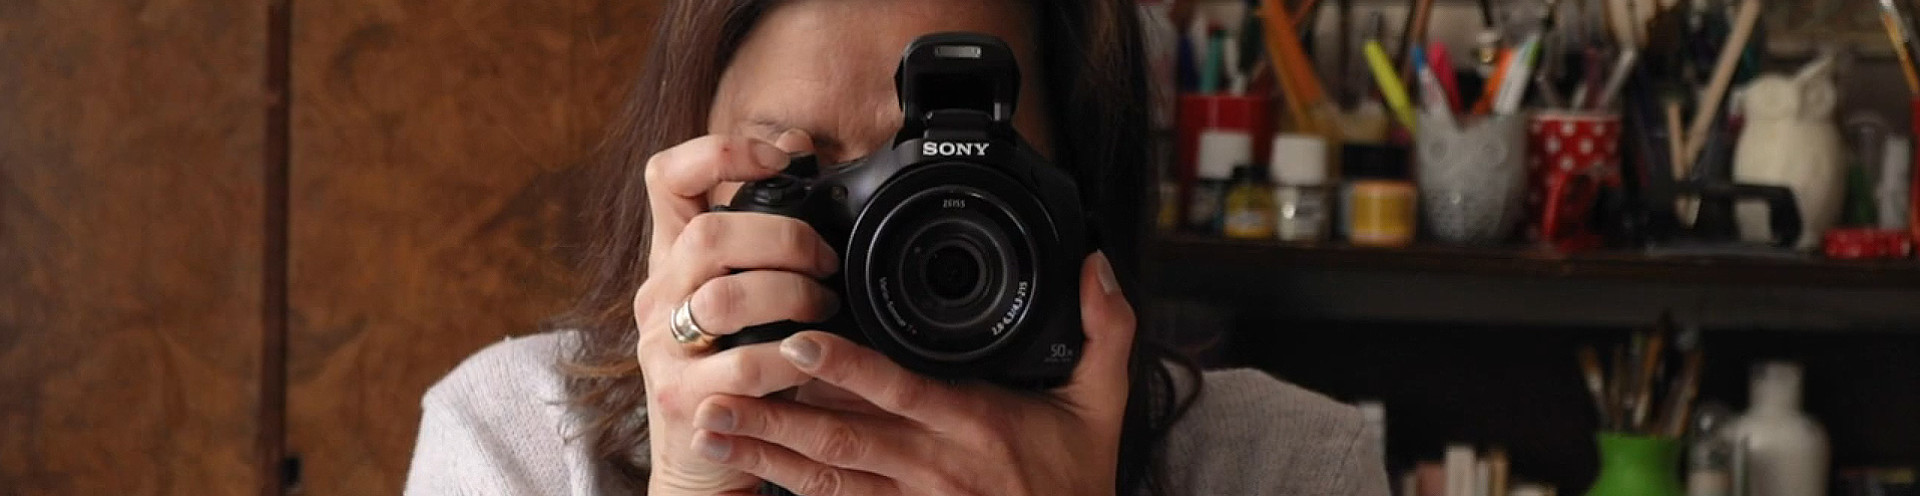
[556,0,1198,493]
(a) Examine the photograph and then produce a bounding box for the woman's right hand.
[630,131,842,495]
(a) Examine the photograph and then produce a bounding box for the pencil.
[1365,40,1419,132]
[1493,34,1543,114]
[1429,43,1464,112]
[1472,48,1515,115]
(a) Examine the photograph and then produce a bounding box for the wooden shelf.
[1147,234,1920,289]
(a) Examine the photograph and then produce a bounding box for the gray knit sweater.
[404,333,1390,495]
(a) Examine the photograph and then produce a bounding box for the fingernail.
[1094,251,1119,295]
[751,140,790,169]
[781,336,821,369]
[695,434,732,461]
[698,404,736,433]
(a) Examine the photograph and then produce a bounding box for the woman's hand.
[688,252,1136,496]
[632,131,845,495]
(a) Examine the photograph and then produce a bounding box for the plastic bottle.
[1271,133,1332,242]
[1223,165,1277,239]
[1719,362,1829,496]
[1188,129,1251,234]
[1687,402,1736,496]
[1340,144,1417,247]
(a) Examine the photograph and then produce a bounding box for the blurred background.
[3,1,659,494]
[3,0,1919,495]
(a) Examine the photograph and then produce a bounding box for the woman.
[406,0,1388,495]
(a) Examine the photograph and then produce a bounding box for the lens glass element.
[861,179,1039,361]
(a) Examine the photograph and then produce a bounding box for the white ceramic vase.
[1719,361,1829,496]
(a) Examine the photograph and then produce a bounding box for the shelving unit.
[1138,234,1920,490]
[1148,234,1920,289]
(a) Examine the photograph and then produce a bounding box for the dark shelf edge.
[1147,234,1920,289]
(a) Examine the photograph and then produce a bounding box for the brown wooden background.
[2,1,660,494]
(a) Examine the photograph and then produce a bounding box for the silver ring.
[669,298,718,353]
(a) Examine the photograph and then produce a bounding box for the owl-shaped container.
[1733,55,1843,251]
[1417,111,1530,245]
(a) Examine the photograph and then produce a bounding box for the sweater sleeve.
[1331,411,1394,496]
[406,389,550,495]
[1159,368,1392,496]
[403,333,603,495]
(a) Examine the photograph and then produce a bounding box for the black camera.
[715,33,1087,388]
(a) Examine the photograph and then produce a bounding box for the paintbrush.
[1293,0,1324,28]
[1660,350,1705,437]
[1682,0,1761,165]
[1632,329,1667,432]
[1577,345,1611,426]
[1260,0,1339,135]
[1608,344,1628,431]
[1879,0,1920,95]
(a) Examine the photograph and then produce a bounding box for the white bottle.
[1719,361,1829,496]
[1187,129,1252,233]
[1271,133,1332,242]
[1880,136,1912,230]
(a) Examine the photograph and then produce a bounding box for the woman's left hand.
[687,251,1136,496]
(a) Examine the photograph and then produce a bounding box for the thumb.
[1059,250,1136,422]
[771,128,814,154]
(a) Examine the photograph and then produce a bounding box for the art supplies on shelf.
[1573,313,1701,437]
[1150,0,1920,261]
[1364,38,1418,132]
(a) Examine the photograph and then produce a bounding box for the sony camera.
[715,32,1088,388]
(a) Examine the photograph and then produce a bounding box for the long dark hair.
[555,1,1199,493]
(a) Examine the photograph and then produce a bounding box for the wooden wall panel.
[286,0,657,493]
[0,1,269,495]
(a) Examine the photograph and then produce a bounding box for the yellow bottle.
[1223,165,1277,239]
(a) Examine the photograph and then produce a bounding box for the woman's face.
[708,0,1054,181]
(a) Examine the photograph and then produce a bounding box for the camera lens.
[894,215,1015,332]
[922,242,984,302]
[855,178,1042,362]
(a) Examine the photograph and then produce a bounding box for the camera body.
[716,32,1086,388]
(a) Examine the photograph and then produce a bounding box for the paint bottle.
[1341,144,1416,247]
[1271,133,1331,242]
[1223,165,1277,239]
[1187,129,1252,234]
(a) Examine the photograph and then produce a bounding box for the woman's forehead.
[709,0,1050,158]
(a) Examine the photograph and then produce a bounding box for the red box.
[1177,93,1274,182]
[1910,98,1919,251]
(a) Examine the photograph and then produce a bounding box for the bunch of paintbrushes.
[1574,312,1704,437]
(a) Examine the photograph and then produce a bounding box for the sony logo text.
[922,141,991,157]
